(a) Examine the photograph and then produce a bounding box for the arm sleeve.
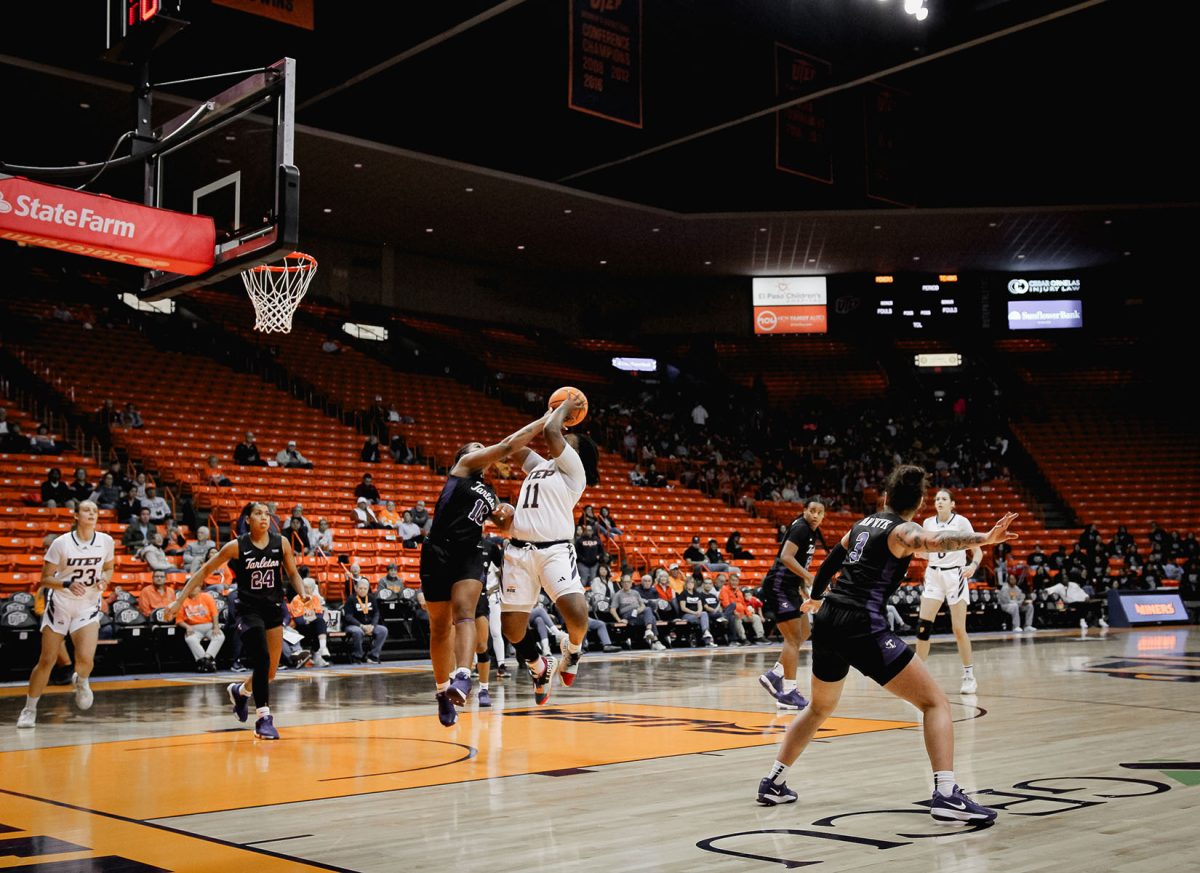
[522,450,547,473]
[810,542,847,600]
[552,442,586,491]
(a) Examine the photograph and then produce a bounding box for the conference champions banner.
[752,277,828,334]
[775,43,833,183]
[0,175,215,275]
[569,0,643,128]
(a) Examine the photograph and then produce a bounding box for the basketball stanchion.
[240,250,317,333]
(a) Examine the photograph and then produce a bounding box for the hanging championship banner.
[775,43,833,183]
[568,0,643,128]
[864,83,914,206]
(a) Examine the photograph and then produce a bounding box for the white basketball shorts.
[922,566,970,606]
[41,590,103,635]
[501,541,585,612]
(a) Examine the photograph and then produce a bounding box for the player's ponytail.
[574,434,601,487]
[883,464,928,514]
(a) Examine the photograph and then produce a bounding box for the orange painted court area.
[0,703,915,820]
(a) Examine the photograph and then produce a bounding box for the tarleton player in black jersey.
[754,465,1017,825]
[166,503,305,740]
[422,412,550,727]
[758,499,825,710]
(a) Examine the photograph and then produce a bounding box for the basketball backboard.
[140,57,298,300]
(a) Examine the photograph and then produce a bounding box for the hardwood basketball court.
[2,627,1196,872]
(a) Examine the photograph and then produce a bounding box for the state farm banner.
[0,176,215,275]
[569,0,643,128]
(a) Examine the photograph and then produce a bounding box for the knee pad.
[916,620,933,641]
[476,648,490,665]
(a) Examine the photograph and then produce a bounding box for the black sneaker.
[756,777,798,806]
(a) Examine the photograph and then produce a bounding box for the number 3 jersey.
[511,445,585,542]
[825,511,913,627]
[427,474,500,554]
[45,530,114,604]
[230,531,287,610]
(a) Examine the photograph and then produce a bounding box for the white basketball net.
[241,251,317,333]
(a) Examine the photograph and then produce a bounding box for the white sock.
[768,761,789,785]
[479,682,489,691]
[566,640,582,655]
[256,706,270,718]
[782,678,798,693]
[436,680,450,693]
[238,683,251,698]
[452,667,470,679]
[934,770,956,796]
[962,665,974,677]
[25,695,39,711]
[770,662,785,678]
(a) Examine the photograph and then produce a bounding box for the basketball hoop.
[240,251,317,333]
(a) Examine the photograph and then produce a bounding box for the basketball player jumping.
[758,499,825,710]
[422,413,550,727]
[17,501,114,729]
[915,489,983,694]
[500,393,599,705]
[165,502,306,739]
[755,465,1016,824]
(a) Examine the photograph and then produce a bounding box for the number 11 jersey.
[510,446,586,542]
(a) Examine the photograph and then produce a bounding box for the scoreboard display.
[829,274,980,335]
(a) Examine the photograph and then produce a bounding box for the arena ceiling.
[1,0,1194,280]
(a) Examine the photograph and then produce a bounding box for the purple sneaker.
[775,689,809,710]
[228,682,249,723]
[447,671,472,706]
[478,687,492,707]
[930,785,997,823]
[758,671,783,700]
[254,714,279,740]
[436,691,458,727]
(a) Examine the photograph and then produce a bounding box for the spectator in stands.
[684,536,707,566]
[1078,523,1103,556]
[777,524,789,544]
[234,431,266,466]
[130,472,151,501]
[114,487,143,523]
[610,575,665,650]
[1109,526,1135,556]
[408,500,432,536]
[998,577,1035,632]
[678,577,717,647]
[1048,544,1070,574]
[377,500,401,529]
[354,474,381,503]
[575,524,603,585]
[0,407,7,434]
[629,464,648,487]
[285,517,309,555]
[365,396,390,440]
[162,520,187,556]
[361,434,381,463]
[597,506,623,537]
[397,511,424,548]
[88,472,121,510]
[1148,521,1169,555]
[184,526,214,574]
[204,455,232,487]
[579,505,601,529]
[97,399,120,429]
[1045,576,1105,629]
[726,531,754,560]
[40,468,72,508]
[389,433,414,465]
[1162,556,1184,583]
[705,538,734,571]
[638,572,674,622]
[654,569,680,620]
[137,532,179,574]
[377,562,405,594]
[589,564,617,607]
[353,497,385,529]
[321,338,342,353]
[309,517,334,555]
[176,587,224,672]
[697,576,725,638]
[718,573,763,645]
[0,422,31,453]
[142,486,171,524]
[277,440,314,469]
[123,507,155,550]
[691,402,709,429]
[290,577,331,666]
[31,424,61,454]
[137,569,176,617]
[343,577,389,663]
[1182,532,1199,563]
[67,466,92,509]
[119,403,144,429]
[666,563,688,594]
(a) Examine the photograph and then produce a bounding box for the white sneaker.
[960,675,978,695]
[313,654,329,668]
[317,647,331,659]
[73,673,94,711]
[1012,626,1023,633]
[703,634,718,648]
[16,708,36,729]
[1079,618,1089,629]
[1024,626,1036,632]
[651,640,666,651]
[1098,617,1109,628]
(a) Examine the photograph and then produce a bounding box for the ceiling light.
[1104,219,1112,225]
[79,102,90,109]
[225,135,236,141]
[873,224,881,230]
[912,256,920,261]
[808,258,816,263]
[354,163,363,168]
[915,7,928,20]
[564,209,573,214]
[1124,251,1131,256]
[988,222,998,228]
[704,261,712,265]
[425,228,433,233]
[464,187,474,192]
[759,227,767,232]
[652,227,660,232]
[1017,254,1026,259]
[323,208,332,214]
[599,260,607,265]
[517,245,525,250]
[904,0,922,13]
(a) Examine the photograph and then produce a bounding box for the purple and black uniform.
[761,516,819,622]
[419,474,498,602]
[811,511,914,686]
[230,531,286,631]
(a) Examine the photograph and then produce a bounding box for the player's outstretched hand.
[984,512,1020,546]
[162,601,180,622]
[800,598,823,615]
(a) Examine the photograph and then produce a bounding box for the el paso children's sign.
[752,276,828,334]
[0,175,215,276]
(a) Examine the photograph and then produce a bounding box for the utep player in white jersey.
[500,393,600,705]
[18,500,114,728]
[915,489,983,694]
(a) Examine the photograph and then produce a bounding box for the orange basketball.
[548,386,588,426]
